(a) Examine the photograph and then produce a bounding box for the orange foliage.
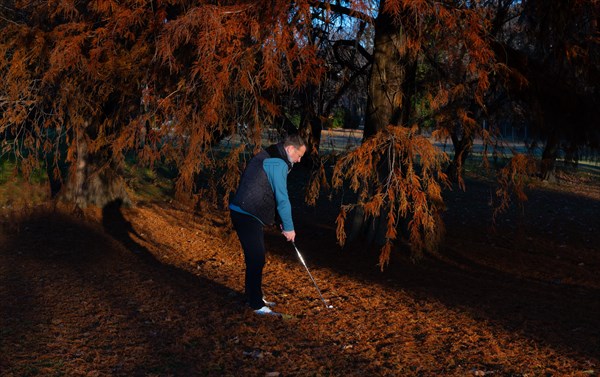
[493,153,538,223]
[332,125,450,266]
[0,0,537,267]
[304,151,331,207]
[1,0,327,205]
[335,206,348,248]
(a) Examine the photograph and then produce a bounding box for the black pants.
[230,210,265,309]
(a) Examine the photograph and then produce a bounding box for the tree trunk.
[294,79,325,170]
[308,115,323,155]
[447,129,474,183]
[363,11,407,139]
[60,128,130,208]
[348,6,416,246]
[540,130,559,182]
[44,155,63,199]
[298,114,323,170]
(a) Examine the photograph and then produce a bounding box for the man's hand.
[282,230,296,242]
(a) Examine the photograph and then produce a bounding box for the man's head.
[283,134,307,164]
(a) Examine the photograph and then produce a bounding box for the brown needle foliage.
[3,0,577,267]
[493,153,538,223]
[1,0,165,205]
[332,125,450,267]
[0,0,326,207]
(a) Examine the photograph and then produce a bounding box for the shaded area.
[102,198,153,262]
[279,171,600,362]
[0,209,377,376]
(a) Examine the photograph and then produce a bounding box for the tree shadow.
[0,208,380,375]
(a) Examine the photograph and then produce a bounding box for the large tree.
[332,0,599,263]
[5,0,594,266]
[0,0,325,208]
[0,0,501,265]
[325,0,497,264]
[1,0,160,206]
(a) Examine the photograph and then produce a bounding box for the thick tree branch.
[309,1,374,24]
[333,39,373,65]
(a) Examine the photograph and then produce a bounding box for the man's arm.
[263,158,294,232]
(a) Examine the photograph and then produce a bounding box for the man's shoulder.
[263,157,288,168]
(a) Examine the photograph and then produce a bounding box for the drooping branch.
[332,125,450,265]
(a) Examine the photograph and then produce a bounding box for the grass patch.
[0,155,178,207]
[0,158,50,207]
[122,159,176,203]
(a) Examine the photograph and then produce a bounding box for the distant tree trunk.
[294,112,322,170]
[308,114,323,153]
[298,108,322,153]
[295,85,324,169]
[60,124,130,208]
[447,128,474,183]
[540,130,559,182]
[563,141,579,168]
[44,155,63,198]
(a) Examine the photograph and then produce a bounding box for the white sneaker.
[254,306,281,316]
[262,298,276,307]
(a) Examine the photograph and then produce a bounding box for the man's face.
[285,145,307,164]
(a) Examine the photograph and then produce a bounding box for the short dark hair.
[283,134,306,149]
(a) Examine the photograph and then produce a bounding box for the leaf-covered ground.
[1,168,599,376]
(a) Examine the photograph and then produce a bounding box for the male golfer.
[229,134,307,316]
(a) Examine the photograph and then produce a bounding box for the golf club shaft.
[292,242,328,307]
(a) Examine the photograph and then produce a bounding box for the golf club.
[292,242,333,309]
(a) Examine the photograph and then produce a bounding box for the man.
[229,134,306,316]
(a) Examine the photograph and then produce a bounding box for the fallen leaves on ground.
[1,174,599,376]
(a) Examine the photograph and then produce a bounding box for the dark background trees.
[510,0,599,179]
